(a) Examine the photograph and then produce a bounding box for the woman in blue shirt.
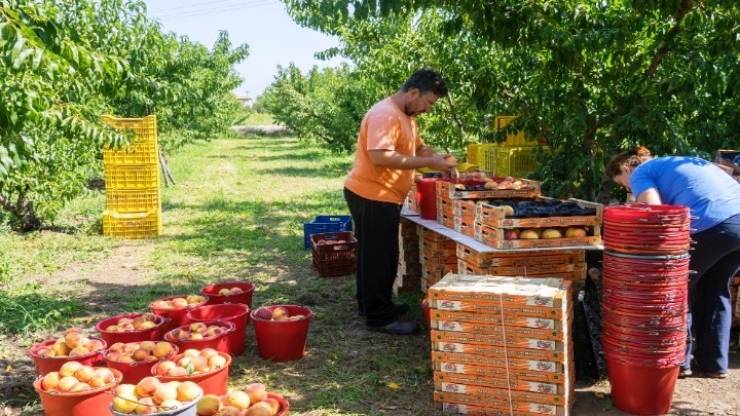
[606,146,740,378]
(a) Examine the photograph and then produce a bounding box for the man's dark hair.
[401,69,448,97]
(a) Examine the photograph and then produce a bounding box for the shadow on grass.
[254,166,349,179]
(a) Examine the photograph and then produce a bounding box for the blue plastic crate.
[303,215,352,249]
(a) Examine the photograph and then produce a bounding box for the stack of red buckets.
[602,205,691,415]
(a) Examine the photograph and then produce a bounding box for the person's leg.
[344,188,366,315]
[693,251,740,374]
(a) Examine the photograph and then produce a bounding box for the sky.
[143,0,347,99]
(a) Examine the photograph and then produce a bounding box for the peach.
[74,366,94,383]
[190,333,204,340]
[106,324,119,332]
[183,349,200,358]
[64,331,84,349]
[177,381,202,402]
[137,321,157,330]
[52,340,71,356]
[153,342,173,358]
[178,356,193,368]
[116,384,137,396]
[136,377,161,398]
[140,341,156,351]
[94,367,115,383]
[217,406,241,416]
[245,383,267,403]
[110,342,126,352]
[85,339,105,351]
[156,361,177,376]
[208,355,227,369]
[125,343,140,353]
[135,397,157,415]
[89,376,107,388]
[271,307,288,320]
[133,349,150,361]
[263,398,280,415]
[206,327,224,338]
[187,295,206,304]
[171,298,188,308]
[219,288,232,296]
[41,372,60,391]
[200,348,219,359]
[152,300,170,309]
[192,356,210,372]
[113,391,139,413]
[225,390,251,410]
[197,394,222,416]
[70,382,91,392]
[245,402,273,416]
[69,346,91,357]
[57,376,78,392]
[190,322,207,333]
[160,399,183,409]
[165,381,181,390]
[230,287,243,294]
[145,355,159,363]
[59,361,83,378]
[254,308,273,320]
[153,384,178,405]
[168,366,188,377]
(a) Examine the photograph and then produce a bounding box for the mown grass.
[0,133,439,416]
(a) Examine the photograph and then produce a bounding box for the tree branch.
[644,0,694,78]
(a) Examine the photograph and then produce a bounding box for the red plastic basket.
[201,281,255,308]
[152,351,231,396]
[604,204,690,224]
[95,313,170,345]
[163,320,235,354]
[28,337,107,376]
[311,232,357,277]
[34,368,123,416]
[104,342,178,384]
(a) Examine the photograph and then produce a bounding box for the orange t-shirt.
[344,98,424,204]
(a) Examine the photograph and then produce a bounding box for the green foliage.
[275,0,739,200]
[0,0,249,229]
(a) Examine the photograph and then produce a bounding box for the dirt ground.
[2,242,738,415]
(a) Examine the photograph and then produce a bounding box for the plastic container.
[152,352,231,396]
[28,337,107,376]
[606,357,679,415]
[111,392,202,416]
[602,307,686,329]
[34,368,122,416]
[311,232,358,277]
[95,313,171,345]
[163,320,235,353]
[251,305,313,362]
[604,204,690,224]
[186,304,250,355]
[150,295,209,331]
[102,209,162,239]
[201,281,255,308]
[417,178,439,220]
[104,342,179,384]
[303,215,352,249]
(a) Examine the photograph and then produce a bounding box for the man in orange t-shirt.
[344,69,457,335]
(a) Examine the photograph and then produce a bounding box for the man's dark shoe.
[367,320,420,335]
[359,303,409,317]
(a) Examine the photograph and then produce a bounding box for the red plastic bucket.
[602,307,686,329]
[149,295,209,331]
[163,320,235,353]
[186,304,250,355]
[152,352,231,396]
[29,337,107,376]
[417,178,439,220]
[201,281,255,309]
[104,342,179,384]
[33,368,122,416]
[251,305,313,362]
[95,313,171,345]
[606,356,679,415]
[604,204,689,224]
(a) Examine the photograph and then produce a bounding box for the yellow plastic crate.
[105,189,161,213]
[495,115,539,147]
[494,146,539,177]
[103,210,162,239]
[104,163,160,190]
[102,115,159,165]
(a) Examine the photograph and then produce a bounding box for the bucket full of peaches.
[151,348,232,396]
[34,361,122,416]
[196,383,290,416]
[28,327,107,375]
[164,320,235,354]
[149,294,209,331]
[111,378,203,415]
[96,312,171,345]
[105,341,179,384]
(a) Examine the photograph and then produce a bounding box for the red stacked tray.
[601,205,691,415]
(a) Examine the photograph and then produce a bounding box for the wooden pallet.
[476,197,603,229]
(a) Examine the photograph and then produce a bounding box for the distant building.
[234,93,253,108]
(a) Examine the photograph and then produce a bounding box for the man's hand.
[428,154,458,172]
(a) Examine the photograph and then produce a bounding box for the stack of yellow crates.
[428,274,574,415]
[467,116,543,177]
[101,115,162,239]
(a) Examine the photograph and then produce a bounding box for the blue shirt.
[630,156,740,233]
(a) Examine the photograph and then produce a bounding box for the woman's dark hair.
[605,146,652,179]
[401,69,448,97]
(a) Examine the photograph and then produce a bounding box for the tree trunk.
[159,150,176,187]
[583,116,599,202]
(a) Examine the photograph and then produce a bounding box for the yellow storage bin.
[105,189,161,213]
[103,210,162,239]
[102,115,159,165]
[495,115,539,147]
[104,163,160,190]
[494,146,540,177]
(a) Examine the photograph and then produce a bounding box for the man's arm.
[368,150,455,171]
[416,144,436,158]
[635,188,662,205]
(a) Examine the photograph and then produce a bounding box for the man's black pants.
[344,188,401,327]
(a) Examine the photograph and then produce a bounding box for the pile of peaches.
[35,328,105,358]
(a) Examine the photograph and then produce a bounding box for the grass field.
[0,133,433,416]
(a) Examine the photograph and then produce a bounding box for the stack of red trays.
[601,205,691,415]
